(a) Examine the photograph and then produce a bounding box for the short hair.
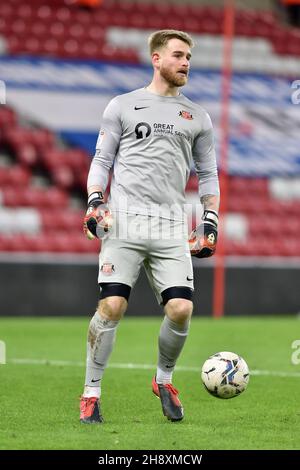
[148,29,194,55]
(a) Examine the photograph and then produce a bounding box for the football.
[201,351,249,399]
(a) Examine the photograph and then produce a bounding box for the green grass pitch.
[0,316,300,450]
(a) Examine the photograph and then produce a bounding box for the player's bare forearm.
[200,194,220,213]
[87,185,103,197]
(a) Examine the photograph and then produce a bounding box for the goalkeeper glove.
[189,209,218,258]
[83,191,112,240]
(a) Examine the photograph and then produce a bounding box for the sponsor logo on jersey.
[153,123,174,134]
[134,106,149,110]
[179,110,193,120]
[134,121,191,142]
[135,122,151,139]
[152,123,191,142]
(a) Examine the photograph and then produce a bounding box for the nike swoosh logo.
[134,106,149,110]
[186,276,193,281]
[91,378,100,383]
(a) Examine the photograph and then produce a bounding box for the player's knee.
[97,297,127,321]
[165,298,193,324]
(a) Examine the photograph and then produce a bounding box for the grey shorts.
[98,212,194,304]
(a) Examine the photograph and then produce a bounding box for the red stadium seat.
[228,177,249,193]
[40,210,61,231]
[36,5,53,21]
[135,3,156,16]
[31,21,48,36]
[49,21,67,39]
[182,18,201,34]
[0,235,28,252]
[16,4,34,19]
[144,15,165,30]
[185,174,198,191]
[4,127,54,167]
[51,232,76,252]
[0,107,18,130]
[41,209,83,234]
[76,170,90,191]
[92,11,110,27]
[3,129,38,166]
[61,39,81,57]
[116,0,138,15]
[44,187,69,208]
[2,186,69,208]
[110,12,131,28]
[31,129,55,153]
[42,148,87,170]
[163,16,184,31]
[0,4,14,19]
[11,19,27,35]
[55,7,72,22]
[24,37,41,54]
[52,166,75,190]
[17,143,39,167]
[81,41,101,59]
[152,3,173,16]
[0,166,31,187]
[75,235,100,253]
[68,22,85,39]
[43,38,60,55]
[86,25,106,41]
[22,234,53,252]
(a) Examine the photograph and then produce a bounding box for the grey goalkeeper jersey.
[88,88,219,221]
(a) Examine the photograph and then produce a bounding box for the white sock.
[156,315,190,385]
[83,385,101,399]
[85,312,119,387]
[156,366,172,385]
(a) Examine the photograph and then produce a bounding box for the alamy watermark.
[96,197,205,241]
[291,80,300,104]
[0,80,6,105]
[291,339,300,365]
[0,340,6,364]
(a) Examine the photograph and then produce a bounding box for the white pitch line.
[7,358,300,378]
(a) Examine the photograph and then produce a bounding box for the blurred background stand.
[273,0,300,27]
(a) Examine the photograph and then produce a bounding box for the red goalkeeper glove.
[189,210,218,258]
[83,191,112,240]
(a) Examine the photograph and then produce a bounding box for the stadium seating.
[0,105,99,254]
[0,101,300,256]
[0,0,299,63]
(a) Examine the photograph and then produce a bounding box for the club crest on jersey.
[179,110,193,120]
[100,263,115,275]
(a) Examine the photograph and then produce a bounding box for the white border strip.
[8,358,300,378]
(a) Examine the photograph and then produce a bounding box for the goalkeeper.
[80,29,220,424]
